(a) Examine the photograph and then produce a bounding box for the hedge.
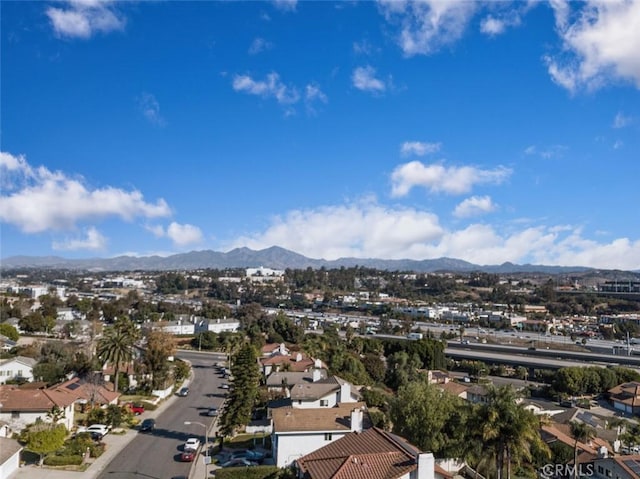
[43,455,83,466]
[213,465,280,479]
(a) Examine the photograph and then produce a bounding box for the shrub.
[214,465,280,479]
[43,455,83,466]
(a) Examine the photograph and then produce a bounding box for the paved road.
[96,351,226,479]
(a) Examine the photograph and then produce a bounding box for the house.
[261,352,322,377]
[540,423,613,459]
[0,437,22,479]
[590,454,640,479]
[521,399,566,417]
[271,402,369,467]
[289,376,359,409]
[0,356,37,384]
[423,370,451,385]
[0,335,17,352]
[608,382,640,415]
[194,317,240,334]
[262,343,290,357]
[436,381,468,400]
[0,384,75,432]
[266,369,329,397]
[295,427,437,479]
[465,385,489,404]
[46,376,120,410]
[156,319,196,335]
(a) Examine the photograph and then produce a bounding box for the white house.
[0,356,37,384]
[271,402,368,468]
[0,437,22,479]
[0,385,75,432]
[289,375,359,409]
[195,317,240,334]
[157,319,196,335]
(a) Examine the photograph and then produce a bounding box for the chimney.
[597,446,608,459]
[350,408,363,433]
[312,369,322,382]
[296,353,302,362]
[417,452,435,479]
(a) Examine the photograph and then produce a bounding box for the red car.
[125,403,145,415]
[180,449,196,462]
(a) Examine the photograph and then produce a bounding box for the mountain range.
[0,246,618,274]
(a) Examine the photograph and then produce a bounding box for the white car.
[184,438,200,451]
[85,424,110,437]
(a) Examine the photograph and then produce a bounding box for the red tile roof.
[296,427,420,479]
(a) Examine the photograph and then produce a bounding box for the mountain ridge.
[0,247,612,274]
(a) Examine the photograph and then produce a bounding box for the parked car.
[220,384,230,389]
[184,438,200,451]
[230,449,265,462]
[221,458,258,468]
[180,449,196,462]
[206,407,218,417]
[139,418,156,432]
[125,402,145,415]
[83,424,110,438]
[178,387,189,397]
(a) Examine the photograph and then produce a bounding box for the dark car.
[180,449,196,462]
[139,418,156,432]
[178,387,189,397]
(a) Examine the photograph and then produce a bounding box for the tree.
[569,421,595,479]
[22,422,67,466]
[390,380,469,458]
[219,343,260,438]
[0,323,19,341]
[96,318,138,393]
[143,330,175,389]
[470,385,550,479]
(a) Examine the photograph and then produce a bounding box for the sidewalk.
[188,415,220,479]
[8,383,185,479]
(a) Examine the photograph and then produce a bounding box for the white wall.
[0,445,21,479]
[274,431,350,467]
[0,404,74,433]
[293,392,338,409]
[0,360,34,384]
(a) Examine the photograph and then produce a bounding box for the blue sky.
[1,0,639,269]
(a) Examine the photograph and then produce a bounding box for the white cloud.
[46,0,125,39]
[524,145,537,155]
[232,72,300,105]
[613,111,632,128]
[390,161,512,197]
[378,0,477,56]
[305,83,328,114]
[546,0,640,92]
[613,140,624,150]
[453,196,497,218]
[352,66,387,93]
[353,39,376,55]
[0,151,171,233]
[400,141,441,157]
[228,200,640,269]
[480,17,507,36]
[166,222,204,247]
[52,227,107,251]
[249,37,273,55]
[523,144,567,159]
[272,0,297,12]
[137,92,166,127]
[144,222,203,247]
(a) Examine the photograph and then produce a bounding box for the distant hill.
[0,246,602,274]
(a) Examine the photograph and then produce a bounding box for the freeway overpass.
[444,347,609,370]
[446,341,640,368]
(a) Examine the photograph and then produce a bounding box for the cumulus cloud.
[480,17,507,36]
[378,0,477,56]
[401,141,441,157]
[546,0,640,92]
[232,72,300,105]
[46,0,125,39]
[146,222,203,247]
[52,227,107,251]
[613,111,632,128]
[352,66,387,93]
[0,151,171,233]
[227,200,640,269]
[137,92,166,126]
[305,83,328,114]
[453,196,497,218]
[390,161,512,197]
[249,37,273,55]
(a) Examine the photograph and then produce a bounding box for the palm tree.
[569,421,595,479]
[97,318,138,392]
[472,385,550,479]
